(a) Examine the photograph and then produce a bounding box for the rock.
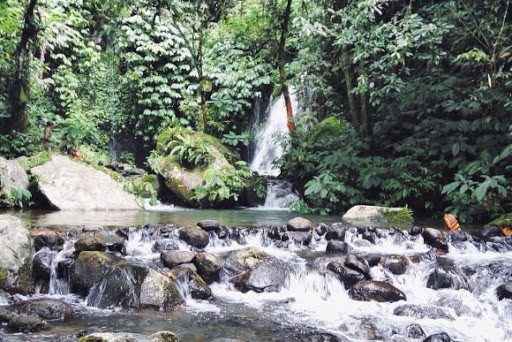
[193,252,222,284]
[161,251,196,269]
[315,223,328,236]
[381,255,411,275]
[406,324,426,339]
[0,215,31,289]
[287,217,314,232]
[31,229,65,252]
[10,298,75,321]
[422,228,445,245]
[342,205,408,223]
[148,127,238,206]
[70,251,114,297]
[327,261,365,289]
[77,331,179,342]
[0,307,14,323]
[325,224,346,241]
[427,267,473,291]
[348,280,406,302]
[179,226,209,248]
[87,262,182,310]
[326,241,350,254]
[222,247,268,277]
[288,231,313,246]
[496,282,512,300]
[447,230,471,243]
[480,225,503,240]
[363,253,382,267]
[171,268,212,300]
[74,234,125,254]
[31,250,55,287]
[0,157,29,204]
[31,155,140,210]
[197,220,220,231]
[232,257,290,293]
[6,314,46,333]
[410,226,423,236]
[344,254,371,279]
[423,332,454,342]
[153,238,180,253]
[393,304,454,320]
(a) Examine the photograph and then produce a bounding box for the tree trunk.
[277,0,295,133]
[6,0,38,133]
[342,50,359,130]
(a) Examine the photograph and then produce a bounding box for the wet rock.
[353,239,374,248]
[496,282,512,300]
[327,261,365,289]
[232,257,291,293]
[363,253,382,267]
[222,247,268,276]
[427,267,473,291]
[70,251,113,297]
[10,298,75,321]
[447,230,471,243]
[348,280,406,302]
[161,251,196,269]
[480,225,503,240]
[288,231,313,246]
[171,268,212,300]
[78,331,179,342]
[381,255,411,275]
[394,304,454,320]
[197,220,220,231]
[344,254,371,279]
[74,234,125,254]
[6,313,46,333]
[315,223,328,236]
[31,229,65,252]
[179,226,209,248]
[31,250,55,285]
[0,215,31,289]
[87,262,182,310]
[287,217,314,232]
[153,238,180,253]
[0,307,14,322]
[422,228,446,246]
[423,332,454,342]
[410,226,423,236]
[268,226,285,240]
[300,332,344,341]
[487,236,512,252]
[193,252,222,284]
[325,224,346,241]
[361,231,376,244]
[326,241,350,254]
[0,157,29,202]
[406,324,426,339]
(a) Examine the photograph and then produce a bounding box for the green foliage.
[124,177,158,206]
[9,188,32,208]
[25,150,52,169]
[165,133,213,168]
[193,161,253,204]
[380,207,414,227]
[0,130,40,158]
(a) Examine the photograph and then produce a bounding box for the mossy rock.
[380,207,414,227]
[488,213,512,228]
[0,268,7,288]
[149,127,239,206]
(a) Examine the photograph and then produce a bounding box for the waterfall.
[261,179,299,208]
[250,90,298,177]
[48,241,73,295]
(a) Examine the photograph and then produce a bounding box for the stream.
[2,208,511,341]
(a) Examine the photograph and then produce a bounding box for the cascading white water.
[250,90,298,177]
[261,179,299,208]
[48,241,74,295]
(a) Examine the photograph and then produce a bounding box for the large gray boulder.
[0,157,29,202]
[31,155,140,210]
[342,205,412,225]
[0,215,31,288]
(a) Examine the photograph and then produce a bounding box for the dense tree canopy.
[0,0,510,222]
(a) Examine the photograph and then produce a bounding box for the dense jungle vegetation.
[0,0,511,222]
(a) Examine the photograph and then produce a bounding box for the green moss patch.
[380,207,414,227]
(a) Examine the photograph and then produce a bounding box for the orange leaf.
[501,227,512,237]
[444,213,460,231]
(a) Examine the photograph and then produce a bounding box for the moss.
[26,151,52,169]
[78,251,111,263]
[380,207,414,227]
[242,247,268,260]
[489,213,512,227]
[309,117,349,145]
[0,268,7,288]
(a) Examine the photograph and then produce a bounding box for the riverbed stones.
[78,331,179,342]
[193,252,222,283]
[31,250,55,288]
[152,238,180,253]
[31,229,65,252]
[393,304,454,321]
[348,280,406,302]
[426,267,473,291]
[139,268,182,310]
[287,217,314,231]
[423,332,454,342]
[31,155,141,210]
[325,224,346,241]
[345,254,371,279]
[405,324,426,339]
[496,282,512,300]
[10,298,75,321]
[197,219,220,231]
[6,313,46,333]
[161,251,195,269]
[381,255,411,275]
[70,251,114,296]
[327,260,366,289]
[326,240,350,254]
[0,215,31,289]
[179,226,209,248]
[74,234,125,254]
